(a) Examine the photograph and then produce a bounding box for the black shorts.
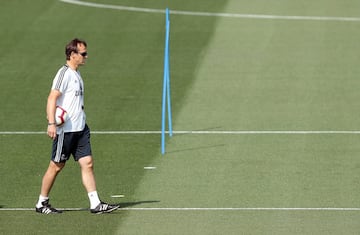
[51,124,92,163]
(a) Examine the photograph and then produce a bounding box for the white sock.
[36,195,49,208]
[88,191,101,209]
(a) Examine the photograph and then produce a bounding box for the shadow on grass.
[167,144,225,154]
[62,200,160,212]
[119,200,160,208]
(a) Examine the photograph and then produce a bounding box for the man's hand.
[47,124,57,140]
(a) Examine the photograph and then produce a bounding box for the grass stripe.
[59,0,360,22]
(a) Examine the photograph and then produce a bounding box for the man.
[35,38,119,214]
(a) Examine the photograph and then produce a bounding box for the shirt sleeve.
[51,68,69,94]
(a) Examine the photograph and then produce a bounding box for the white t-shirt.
[51,64,86,133]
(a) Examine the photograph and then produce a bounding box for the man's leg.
[78,156,97,192]
[78,156,100,207]
[35,161,65,214]
[40,161,65,197]
[78,156,119,214]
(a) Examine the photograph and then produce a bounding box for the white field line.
[59,0,360,22]
[2,130,360,135]
[1,207,360,211]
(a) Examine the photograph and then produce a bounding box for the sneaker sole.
[35,208,62,214]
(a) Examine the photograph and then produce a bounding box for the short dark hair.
[65,38,87,60]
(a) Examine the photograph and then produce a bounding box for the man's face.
[74,43,88,66]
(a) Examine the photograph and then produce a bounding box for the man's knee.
[79,156,93,169]
[49,161,65,174]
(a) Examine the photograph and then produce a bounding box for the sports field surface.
[1,0,360,234]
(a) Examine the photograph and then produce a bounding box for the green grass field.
[1,0,360,234]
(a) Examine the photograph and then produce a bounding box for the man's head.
[65,38,88,66]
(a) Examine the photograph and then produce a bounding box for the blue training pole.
[161,8,171,155]
[166,18,173,137]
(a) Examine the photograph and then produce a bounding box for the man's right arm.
[46,89,61,140]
